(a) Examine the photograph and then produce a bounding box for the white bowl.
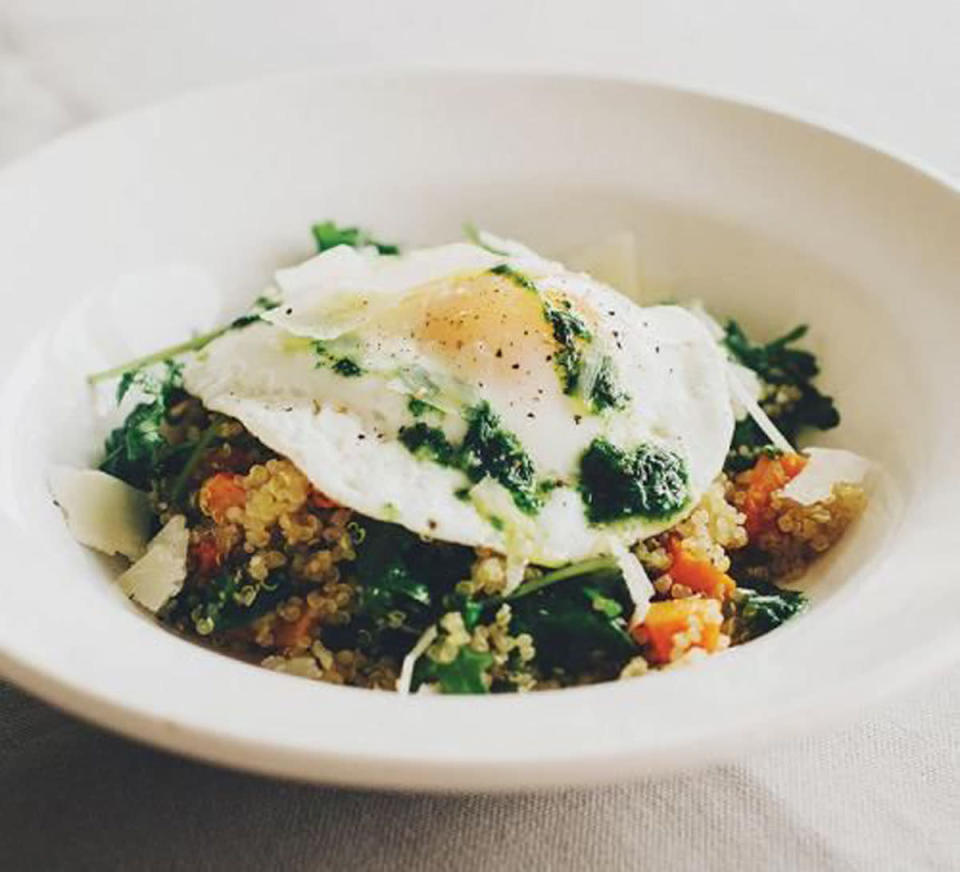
[0,70,957,791]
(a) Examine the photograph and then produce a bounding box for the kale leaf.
[311,221,399,255]
[353,519,473,632]
[723,320,840,470]
[100,360,184,490]
[510,568,637,673]
[164,568,293,635]
[731,582,808,643]
[415,646,494,694]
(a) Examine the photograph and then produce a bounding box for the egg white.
[184,238,733,566]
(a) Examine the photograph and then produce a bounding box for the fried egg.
[183,235,733,567]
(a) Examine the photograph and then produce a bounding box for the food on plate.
[52,222,870,694]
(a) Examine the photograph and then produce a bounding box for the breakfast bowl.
[0,69,957,791]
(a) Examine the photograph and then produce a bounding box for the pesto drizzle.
[399,401,541,514]
[589,355,630,412]
[310,341,365,377]
[578,437,689,524]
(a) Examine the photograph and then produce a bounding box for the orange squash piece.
[635,598,726,665]
[198,472,246,521]
[667,536,736,600]
[741,453,808,537]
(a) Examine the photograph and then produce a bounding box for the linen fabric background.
[1,2,958,868]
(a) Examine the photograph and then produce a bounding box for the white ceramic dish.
[0,69,957,792]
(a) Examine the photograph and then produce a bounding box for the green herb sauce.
[331,357,364,377]
[542,298,591,394]
[310,341,365,377]
[589,355,629,412]
[398,401,541,514]
[398,422,458,467]
[578,437,689,524]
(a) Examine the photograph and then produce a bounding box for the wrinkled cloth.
[2,2,959,868]
[1,666,958,870]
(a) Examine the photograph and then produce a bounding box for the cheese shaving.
[49,466,152,560]
[608,542,654,627]
[396,625,439,694]
[726,367,794,455]
[117,515,189,612]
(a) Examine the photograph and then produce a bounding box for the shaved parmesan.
[118,515,188,612]
[396,625,438,694]
[726,367,794,455]
[608,542,654,626]
[729,362,762,420]
[781,448,872,505]
[687,301,795,453]
[49,466,151,560]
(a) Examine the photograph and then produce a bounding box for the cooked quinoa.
[70,224,868,695]
[110,393,862,693]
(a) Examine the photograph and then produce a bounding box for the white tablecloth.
[1,3,958,868]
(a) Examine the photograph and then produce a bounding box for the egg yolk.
[402,271,580,389]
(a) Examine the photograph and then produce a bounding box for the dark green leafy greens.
[723,321,839,471]
[731,582,808,643]
[399,402,542,514]
[352,519,473,636]
[100,361,184,490]
[510,564,636,674]
[166,568,293,635]
[578,438,690,524]
[415,647,495,694]
[311,221,399,255]
[349,517,640,692]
